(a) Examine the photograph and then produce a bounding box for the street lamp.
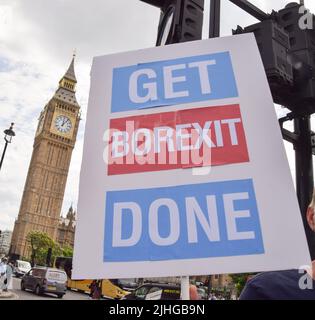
[0,123,16,172]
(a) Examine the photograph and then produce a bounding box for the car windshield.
[135,286,149,299]
[18,262,31,269]
[119,278,137,285]
[47,270,67,282]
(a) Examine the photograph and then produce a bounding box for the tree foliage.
[61,245,73,257]
[26,231,73,266]
[27,231,53,266]
[230,273,255,297]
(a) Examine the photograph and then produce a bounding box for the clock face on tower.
[55,115,72,133]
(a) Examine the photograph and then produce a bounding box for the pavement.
[0,291,18,299]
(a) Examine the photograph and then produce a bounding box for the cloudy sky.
[0,0,314,231]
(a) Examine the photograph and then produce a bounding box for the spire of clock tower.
[64,54,77,83]
[54,54,79,106]
[58,54,77,91]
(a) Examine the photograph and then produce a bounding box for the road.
[11,277,89,300]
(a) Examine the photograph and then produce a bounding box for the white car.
[14,260,31,277]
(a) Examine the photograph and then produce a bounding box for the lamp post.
[0,123,15,172]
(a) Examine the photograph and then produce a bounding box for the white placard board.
[72,33,311,280]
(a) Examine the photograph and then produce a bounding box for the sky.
[0,0,314,231]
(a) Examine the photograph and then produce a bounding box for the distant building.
[57,205,76,248]
[208,274,234,290]
[0,230,13,255]
[193,274,236,296]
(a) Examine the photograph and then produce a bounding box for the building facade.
[57,205,76,248]
[194,274,236,297]
[10,57,80,259]
[0,230,13,255]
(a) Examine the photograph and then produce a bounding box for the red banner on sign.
[107,104,249,175]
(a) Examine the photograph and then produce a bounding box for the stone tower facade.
[10,57,80,259]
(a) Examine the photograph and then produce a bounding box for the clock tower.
[10,56,80,259]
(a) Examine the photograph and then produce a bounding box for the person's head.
[307,190,315,232]
[189,284,199,300]
[1,258,8,264]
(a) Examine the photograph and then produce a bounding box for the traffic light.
[276,3,315,114]
[233,19,293,107]
[140,0,204,45]
[233,3,315,115]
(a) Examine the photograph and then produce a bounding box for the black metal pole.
[46,247,52,267]
[207,275,212,299]
[209,0,220,38]
[0,141,8,172]
[294,116,315,259]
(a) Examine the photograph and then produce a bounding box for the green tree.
[26,231,62,266]
[26,231,75,267]
[61,245,73,257]
[230,273,255,297]
[27,231,54,266]
[41,243,63,267]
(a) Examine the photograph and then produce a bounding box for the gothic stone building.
[57,206,76,248]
